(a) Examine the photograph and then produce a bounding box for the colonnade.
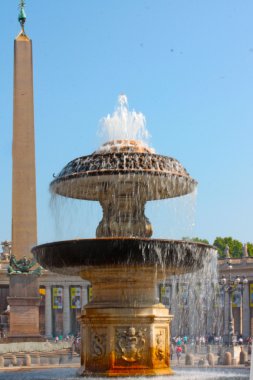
[34,280,253,339]
[161,280,252,339]
[43,282,89,338]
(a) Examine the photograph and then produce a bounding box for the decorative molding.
[155,330,166,361]
[91,330,106,359]
[116,326,146,363]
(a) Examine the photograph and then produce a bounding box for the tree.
[182,237,209,244]
[247,243,253,257]
[213,237,243,258]
[182,236,253,258]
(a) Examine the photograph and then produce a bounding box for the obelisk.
[8,2,42,342]
[12,1,37,260]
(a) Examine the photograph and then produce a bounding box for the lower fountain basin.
[0,367,249,379]
[31,238,215,276]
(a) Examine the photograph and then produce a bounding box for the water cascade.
[32,95,217,376]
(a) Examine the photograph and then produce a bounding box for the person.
[176,336,182,346]
[238,336,243,346]
[176,345,182,364]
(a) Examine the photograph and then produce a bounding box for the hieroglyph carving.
[116,327,146,362]
[91,331,106,358]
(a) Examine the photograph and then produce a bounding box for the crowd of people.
[53,333,81,355]
[170,335,188,363]
[170,334,253,363]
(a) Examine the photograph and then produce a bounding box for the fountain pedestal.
[7,274,43,342]
[78,266,173,376]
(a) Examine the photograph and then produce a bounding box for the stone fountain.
[32,96,215,377]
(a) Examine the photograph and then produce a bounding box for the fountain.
[32,95,216,377]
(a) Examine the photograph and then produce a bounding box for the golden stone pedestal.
[78,267,173,377]
[7,274,43,342]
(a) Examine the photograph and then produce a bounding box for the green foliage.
[247,243,253,257]
[182,237,209,244]
[192,237,209,244]
[182,236,253,258]
[213,237,243,258]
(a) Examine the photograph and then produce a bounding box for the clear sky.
[0,1,252,246]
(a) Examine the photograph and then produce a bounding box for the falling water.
[146,189,197,239]
[49,192,102,241]
[166,252,223,338]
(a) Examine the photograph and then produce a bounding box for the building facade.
[218,246,253,339]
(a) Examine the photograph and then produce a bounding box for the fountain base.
[32,238,215,376]
[78,267,173,377]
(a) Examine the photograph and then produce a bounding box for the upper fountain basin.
[50,140,197,201]
[31,238,215,277]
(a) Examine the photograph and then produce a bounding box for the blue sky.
[0,1,252,246]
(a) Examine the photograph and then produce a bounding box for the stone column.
[223,291,230,342]
[63,286,71,336]
[81,285,88,307]
[45,285,53,338]
[242,284,250,337]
